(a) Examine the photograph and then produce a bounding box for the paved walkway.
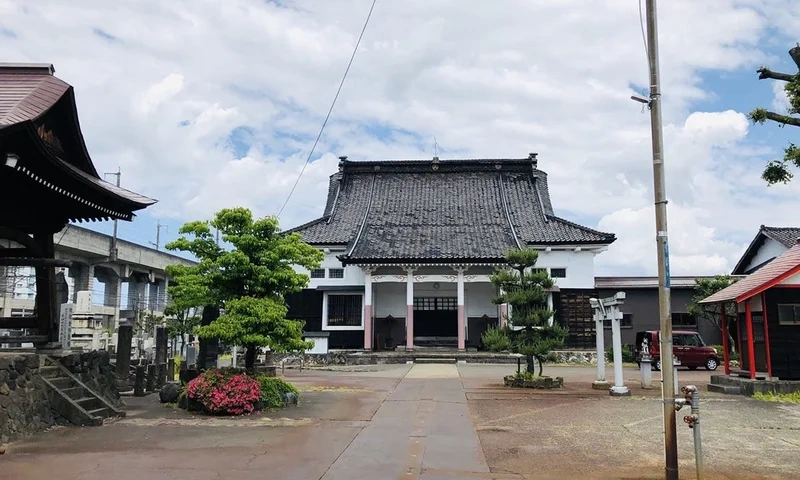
[320,364,491,480]
[1,364,496,480]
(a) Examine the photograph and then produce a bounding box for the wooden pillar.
[363,269,373,351]
[457,268,466,351]
[761,292,773,379]
[33,231,57,343]
[405,268,414,351]
[720,303,730,375]
[745,299,757,379]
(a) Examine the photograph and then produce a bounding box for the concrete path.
[319,364,491,480]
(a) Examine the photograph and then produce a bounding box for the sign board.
[59,303,74,349]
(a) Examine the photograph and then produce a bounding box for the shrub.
[258,376,300,410]
[605,344,635,363]
[482,326,512,352]
[186,369,262,415]
[711,345,739,362]
[752,391,800,403]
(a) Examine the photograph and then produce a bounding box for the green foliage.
[258,376,300,410]
[490,248,567,376]
[752,391,800,403]
[513,370,540,381]
[481,326,512,352]
[688,275,738,354]
[749,49,800,184]
[605,344,635,363]
[710,345,739,362]
[165,207,324,369]
[197,296,312,352]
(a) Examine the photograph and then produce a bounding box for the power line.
[276,0,379,218]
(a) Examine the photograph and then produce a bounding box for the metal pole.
[644,1,678,478]
[691,388,703,480]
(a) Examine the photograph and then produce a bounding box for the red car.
[634,330,719,371]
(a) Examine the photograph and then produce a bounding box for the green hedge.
[258,376,300,410]
[605,344,636,363]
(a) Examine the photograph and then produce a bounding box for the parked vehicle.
[633,330,719,371]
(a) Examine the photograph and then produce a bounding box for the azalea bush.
[186,369,262,415]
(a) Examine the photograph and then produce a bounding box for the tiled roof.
[701,242,800,304]
[0,63,156,214]
[731,225,800,275]
[285,157,616,262]
[762,226,800,248]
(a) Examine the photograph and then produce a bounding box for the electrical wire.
[639,0,650,71]
[276,0,379,218]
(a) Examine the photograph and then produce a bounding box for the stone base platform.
[707,374,800,396]
[347,350,523,365]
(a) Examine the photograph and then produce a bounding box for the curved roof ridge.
[346,173,377,257]
[498,171,521,249]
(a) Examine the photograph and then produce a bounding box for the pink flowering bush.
[186,369,262,415]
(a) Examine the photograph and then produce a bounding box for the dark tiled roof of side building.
[732,225,800,275]
[284,156,616,263]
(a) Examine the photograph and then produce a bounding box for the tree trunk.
[728,332,737,355]
[245,345,258,372]
[180,335,186,357]
[526,354,535,374]
[537,357,544,377]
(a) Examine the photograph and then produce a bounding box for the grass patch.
[752,392,800,403]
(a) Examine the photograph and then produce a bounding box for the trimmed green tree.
[687,275,738,354]
[749,44,800,184]
[166,207,324,370]
[490,248,567,376]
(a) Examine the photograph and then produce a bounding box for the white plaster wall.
[466,283,497,317]
[745,238,787,272]
[737,294,763,313]
[532,249,596,289]
[293,251,366,288]
[780,271,800,286]
[373,282,496,318]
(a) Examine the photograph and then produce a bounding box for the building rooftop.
[286,156,616,264]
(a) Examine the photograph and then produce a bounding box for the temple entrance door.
[413,297,458,341]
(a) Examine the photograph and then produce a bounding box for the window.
[777,304,800,325]
[671,312,696,328]
[674,333,704,346]
[310,268,326,279]
[550,268,567,278]
[328,268,344,279]
[603,313,633,329]
[325,294,362,328]
[413,297,457,311]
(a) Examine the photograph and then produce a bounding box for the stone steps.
[40,356,125,426]
[414,357,456,364]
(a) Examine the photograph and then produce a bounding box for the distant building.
[284,155,616,351]
[594,276,723,348]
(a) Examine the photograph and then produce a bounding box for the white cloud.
[2,0,800,275]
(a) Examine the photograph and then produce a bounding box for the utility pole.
[104,167,121,260]
[150,221,168,251]
[643,1,679,478]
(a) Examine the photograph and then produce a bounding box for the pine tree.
[490,249,567,376]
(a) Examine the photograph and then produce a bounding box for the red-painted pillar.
[761,292,773,379]
[745,299,757,379]
[720,302,731,375]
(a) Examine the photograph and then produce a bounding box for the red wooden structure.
[700,239,800,380]
[0,63,155,346]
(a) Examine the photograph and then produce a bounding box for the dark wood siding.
[285,289,363,349]
[555,289,597,349]
[764,288,800,380]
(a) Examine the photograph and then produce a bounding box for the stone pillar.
[405,268,414,351]
[155,327,167,365]
[610,305,630,396]
[592,308,608,390]
[116,324,134,382]
[71,263,94,303]
[146,364,157,392]
[363,269,373,351]
[134,365,146,397]
[457,268,466,351]
[98,268,122,333]
[160,278,170,311]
